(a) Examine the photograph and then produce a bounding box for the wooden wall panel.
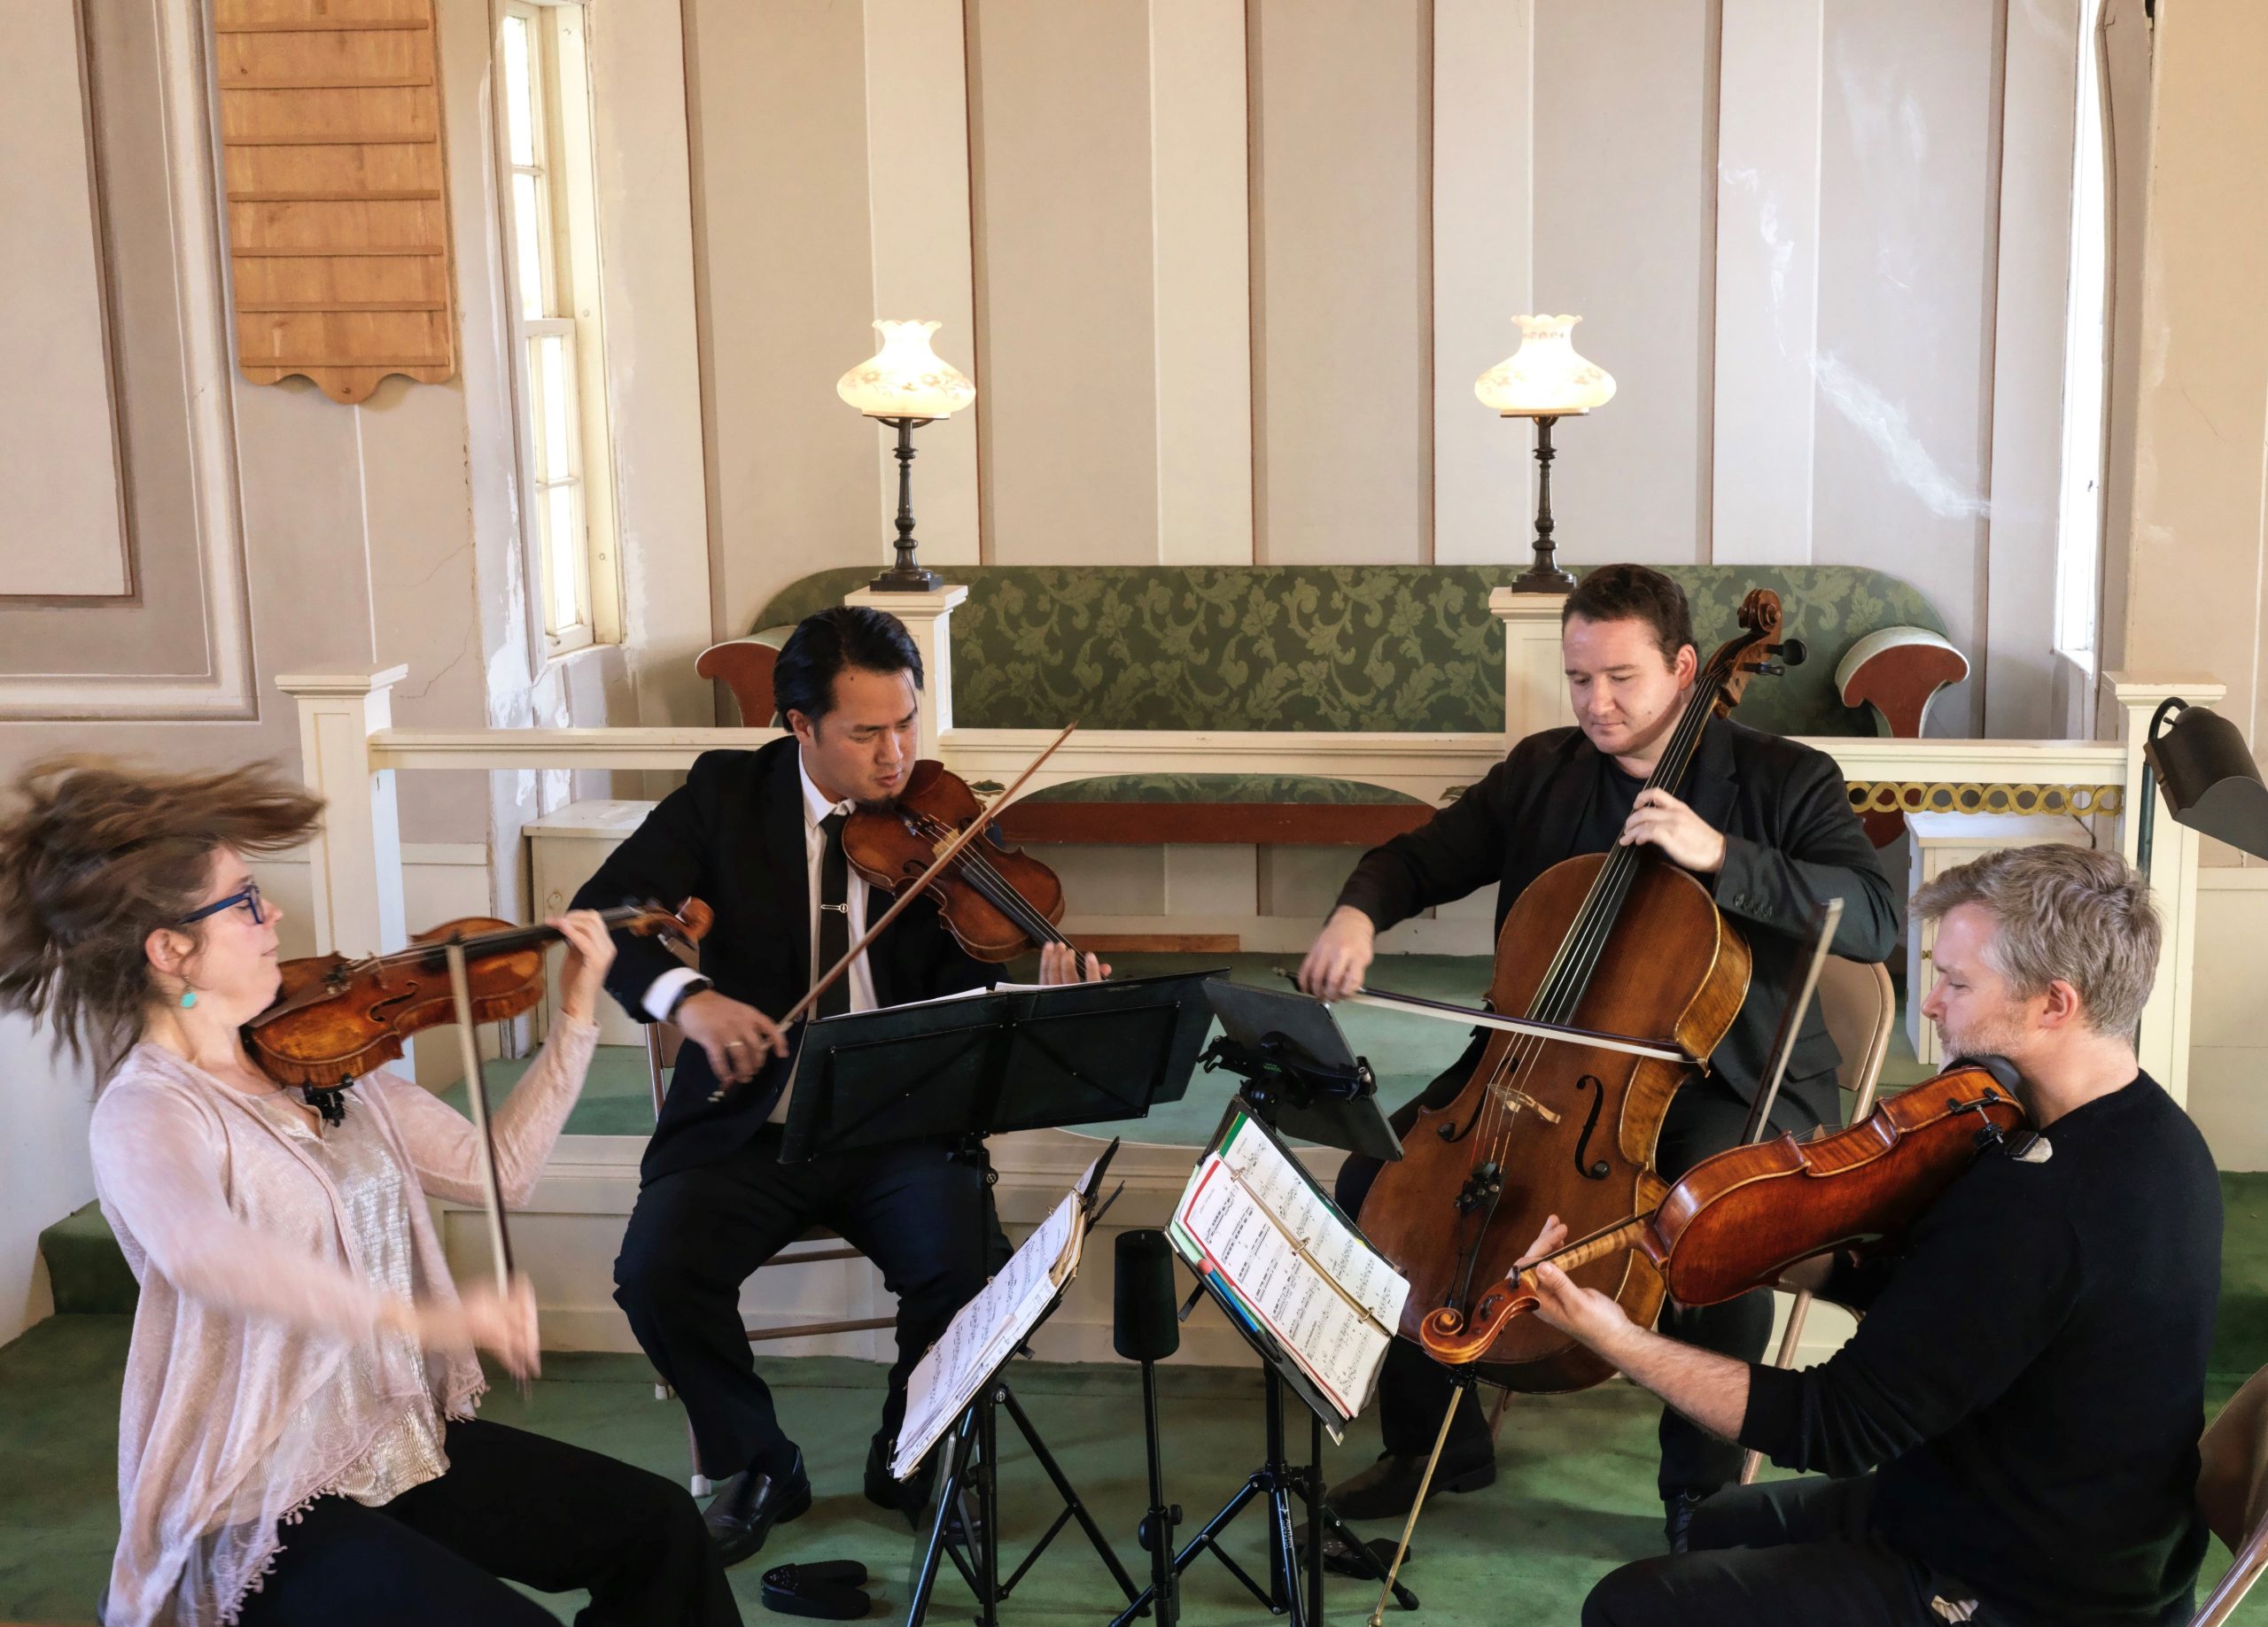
[213,0,454,405]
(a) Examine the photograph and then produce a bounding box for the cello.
[1353,589,1802,1392]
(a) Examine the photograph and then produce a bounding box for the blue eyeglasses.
[179,882,267,927]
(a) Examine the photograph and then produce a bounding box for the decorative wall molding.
[0,0,136,606]
[0,0,256,720]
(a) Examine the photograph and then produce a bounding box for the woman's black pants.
[234,1417,740,1626]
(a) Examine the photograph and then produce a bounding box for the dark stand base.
[1106,1369,1416,1627]
[904,1382,1137,1627]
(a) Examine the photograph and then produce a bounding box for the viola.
[843,759,1083,965]
[1418,1063,2028,1364]
[1353,588,1805,1392]
[245,899,711,1089]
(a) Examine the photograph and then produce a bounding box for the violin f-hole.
[1572,1073,1612,1180]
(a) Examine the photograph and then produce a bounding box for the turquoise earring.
[179,989,198,1010]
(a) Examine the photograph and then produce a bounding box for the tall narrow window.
[500,0,619,655]
[2055,5,2110,672]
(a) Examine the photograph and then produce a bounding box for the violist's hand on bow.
[1037,942,1110,984]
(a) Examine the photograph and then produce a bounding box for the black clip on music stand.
[1109,981,1418,1627]
[777,971,1222,1627]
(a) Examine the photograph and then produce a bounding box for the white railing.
[278,591,2218,1101]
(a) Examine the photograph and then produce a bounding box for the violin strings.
[900,810,1068,949]
[912,815,1065,947]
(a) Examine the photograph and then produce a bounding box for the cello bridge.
[1490,1083,1563,1125]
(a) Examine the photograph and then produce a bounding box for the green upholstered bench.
[718,564,1954,846]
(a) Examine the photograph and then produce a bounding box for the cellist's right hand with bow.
[1299,905,1378,1001]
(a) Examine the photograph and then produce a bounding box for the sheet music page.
[1168,1128,1408,1424]
[892,1186,1082,1480]
[882,980,1052,1012]
[1212,1115,1410,1330]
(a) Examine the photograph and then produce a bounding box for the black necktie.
[816,810,850,1018]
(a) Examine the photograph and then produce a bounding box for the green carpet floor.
[4,1317,2262,1626]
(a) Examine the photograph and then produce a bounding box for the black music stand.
[1112,1068,1417,1627]
[1200,980,1405,1162]
[778,970,1221,1164]
[899,1162,1137,1627]
[774,972,1219,1626]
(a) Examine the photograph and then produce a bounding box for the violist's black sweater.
[1739,1073,2222,1626]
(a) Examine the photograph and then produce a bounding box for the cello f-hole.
[1572,1073,1612,1180]
[1440,1050,1518,1143]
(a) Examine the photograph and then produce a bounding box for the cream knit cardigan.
[89,1017,598,1626]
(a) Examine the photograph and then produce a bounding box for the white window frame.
[2054,4,2111,673]
[498,0,621,658]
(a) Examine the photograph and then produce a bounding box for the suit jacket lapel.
[1682,716,1742,833]
[1518,732,1596,881]
[763,746,812,995]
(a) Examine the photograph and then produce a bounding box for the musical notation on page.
[1169,1111,1410,1432]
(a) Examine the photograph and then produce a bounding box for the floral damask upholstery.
[751,564,1946,739]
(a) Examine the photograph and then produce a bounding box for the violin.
[246,899,711,1089]
[843,759,1082,965]
[1353,589,1805,1393]
[1418,1063,2028,1364]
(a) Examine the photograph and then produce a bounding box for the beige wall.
[2103,0,2268,1167]
[689,1,2084,741]
[0,0,710,1332]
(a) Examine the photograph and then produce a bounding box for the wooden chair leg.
[1739,1289,1816,1485]
[1484,1382,1514,1442]
[687,1414,711,1499]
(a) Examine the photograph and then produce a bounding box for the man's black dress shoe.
[1663,1488,1710,1554]
[703,1447,812,1568]
[864,1435,933,1522]
[1326,1444,1495,1522]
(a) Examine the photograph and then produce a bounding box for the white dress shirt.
[641,752,880,1124]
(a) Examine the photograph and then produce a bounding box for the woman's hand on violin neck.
[1618,788,1728,875]
[676,989,788,1084]
[1037,943,1110,985]
[1298,906,1378,1002]
[550,910,617,1025]
[414,1275,541,1382]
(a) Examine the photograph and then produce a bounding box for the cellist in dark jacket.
[1299,564,1896,1547]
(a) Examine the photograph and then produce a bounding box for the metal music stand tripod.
[1109,981,1418,1627]
[777,972,1220,1627]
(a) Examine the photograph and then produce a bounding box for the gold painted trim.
[1845,781,2124,817]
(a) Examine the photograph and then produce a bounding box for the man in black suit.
[1299,564,1897,1548]
[576,607,1102,1567]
